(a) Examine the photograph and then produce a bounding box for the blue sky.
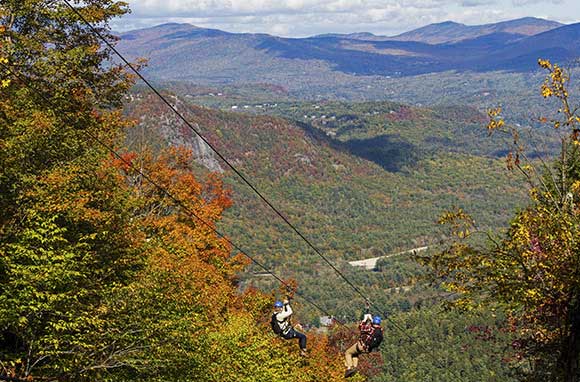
[112,0,580,36]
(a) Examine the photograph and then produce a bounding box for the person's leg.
[283,329,295,341]
[352,342,362,368]
[284,329,306,350]
[295,331,307,350]
[345,342,359,369]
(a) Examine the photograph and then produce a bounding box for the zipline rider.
[344,306,383,378]
[272,299,308,357]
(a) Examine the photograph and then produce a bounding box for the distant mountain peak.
[149,22,200,30]
[314,31,377,39]
[505,16,553,23]
[433,21,464,26]
[390,16,562,44]
[119,22,233,41]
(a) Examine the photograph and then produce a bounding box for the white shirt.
[275,304,293,334]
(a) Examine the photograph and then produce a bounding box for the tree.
[0,1,142,379]
[425,59,580,381]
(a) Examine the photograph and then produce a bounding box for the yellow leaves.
[538,58,552,69]
[486,106,505,133]
[450,297,477,311]
[551,65,566,84]
[541,84,553,98]
[524,289,541,302]
[573,181,580,196]
[520,164,533,173]
[537,58,580,141]
[438,207,472,225]
[425,59,580,372]
[488,106,502,117]
[529,187,539,201]
[0,56,10,88]
[538,58,576,131]
[438,208,476,240]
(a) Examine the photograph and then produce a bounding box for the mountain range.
[116,17,580,88]
[316,17,563,44]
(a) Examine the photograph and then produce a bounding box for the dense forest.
[2,1,580,382]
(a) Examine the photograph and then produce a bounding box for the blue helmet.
[372,316,382,325]
[274,301,283,308]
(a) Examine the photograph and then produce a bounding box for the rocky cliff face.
[127,93,224,172]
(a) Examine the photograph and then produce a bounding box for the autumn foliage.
[427,60,580,381]
[0,1,355,381]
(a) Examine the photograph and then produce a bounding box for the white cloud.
[127,0,462,18]
[512,0,563,5]
[113,0,580,36]
[461,0,496,6]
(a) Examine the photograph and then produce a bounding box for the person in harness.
[271,299,308,357]
[344,308,383,378]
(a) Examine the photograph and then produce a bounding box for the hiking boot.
[300,349,308,357]
[344,368,357,378]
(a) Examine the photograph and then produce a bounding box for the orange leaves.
[110,151,137,172]
[298,332,348,380]
[129,145,242,319]
[146,244,234,312]
[121,145,348,380]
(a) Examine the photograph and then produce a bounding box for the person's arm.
[362,302,372,323]
[276,300,293,320]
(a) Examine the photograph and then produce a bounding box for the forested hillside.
[122,89,532,327]
[124,92,527,256]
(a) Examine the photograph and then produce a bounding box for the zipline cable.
[60,0,372,306]
[0,62,344,327]
[56,4,471,378]
[29,4,468,377]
